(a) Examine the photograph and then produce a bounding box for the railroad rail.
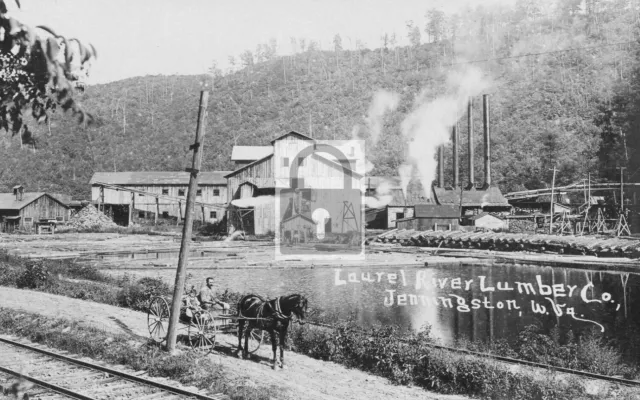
[0,336,229,400]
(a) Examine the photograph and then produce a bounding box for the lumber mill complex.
[1,94,639,241]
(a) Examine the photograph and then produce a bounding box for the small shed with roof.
[0,187,70,232]
[364,176,415,229]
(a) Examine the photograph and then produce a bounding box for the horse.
[236,293,308,369]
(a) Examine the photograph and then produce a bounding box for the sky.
[10,0,516,84]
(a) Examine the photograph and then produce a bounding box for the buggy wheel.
[147,297,169,343]
[247,329,264,354]
[188,314,216,354]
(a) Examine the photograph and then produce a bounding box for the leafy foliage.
[0,0,96,145]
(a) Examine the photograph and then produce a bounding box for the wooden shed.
[396,204,460,231]
[0,189,70,232]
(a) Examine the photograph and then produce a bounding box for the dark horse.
[236,293,308,369]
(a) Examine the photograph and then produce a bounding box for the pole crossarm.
[93,182,227,209]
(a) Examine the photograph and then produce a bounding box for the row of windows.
[137,188,221,197]
[137,211,218,219]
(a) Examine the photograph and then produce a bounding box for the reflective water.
[104,262,640,357]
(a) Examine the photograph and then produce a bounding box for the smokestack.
[483,94,491,187]
[467,98,474,189]
[438,144,445,188]
[452,123,459,187]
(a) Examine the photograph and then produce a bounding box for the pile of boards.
[374,229,640,258]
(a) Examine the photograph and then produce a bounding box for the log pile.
[373,229,640,258]
[68,205,118,230]
[508,219,537,234]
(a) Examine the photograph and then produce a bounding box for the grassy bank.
[0,308,284,400]
[1,251,638,399]
[289,323,639,400]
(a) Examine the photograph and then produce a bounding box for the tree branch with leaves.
[0,0,97,147]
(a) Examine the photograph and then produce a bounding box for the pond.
[103,262,640,359]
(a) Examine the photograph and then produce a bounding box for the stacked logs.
[373,229,640,258]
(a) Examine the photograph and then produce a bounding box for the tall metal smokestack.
[438,144,445,188]
[467,98,475,189]
[452,123,459,187]
[483,94,491,187]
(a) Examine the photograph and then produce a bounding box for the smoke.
[398,66,489,199]
[230,196,274,208]
[363,180,394,209]
[365,90,400,145]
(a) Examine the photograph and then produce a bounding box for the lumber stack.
[373,229,640,258]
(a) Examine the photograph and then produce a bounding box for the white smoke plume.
[364,179,394,209]
[231,196,274,208]
[399,66,489,199]
[365,90,400,145]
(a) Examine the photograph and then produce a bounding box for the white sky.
[11,0,516,84]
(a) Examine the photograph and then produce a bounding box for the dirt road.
[0,286,469,400]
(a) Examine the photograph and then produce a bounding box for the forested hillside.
[2,0,640,199]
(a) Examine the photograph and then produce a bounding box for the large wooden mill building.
[89,171,230,226]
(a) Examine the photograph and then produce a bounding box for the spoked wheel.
[188,314,216,354]
[247,329,265,354]
[147,297,170,343]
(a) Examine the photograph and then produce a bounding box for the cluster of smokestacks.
[438,94,491,189]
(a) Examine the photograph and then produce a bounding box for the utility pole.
[165,90,209,353]
[617,166,627,212]
[549,166,557,235]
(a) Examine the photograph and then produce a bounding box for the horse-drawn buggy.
[146,295,265,355]
[147,292,309,369]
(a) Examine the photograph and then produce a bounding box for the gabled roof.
[414,204,460,218]
[434,186,511,208]
[0,192,68,210]
[270,131,313,144]
[89,171,232,186]
[231,146,273,161]
[282,213,315,224]
[468,212,505,221]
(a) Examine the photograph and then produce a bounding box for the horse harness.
[240,296,292,327]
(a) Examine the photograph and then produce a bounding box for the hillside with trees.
[2,0,640,199]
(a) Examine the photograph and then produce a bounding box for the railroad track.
[0,337,228,400]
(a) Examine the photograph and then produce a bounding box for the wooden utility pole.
[617,166,627,212]
[165,90,209,353]
[549,166,557,235]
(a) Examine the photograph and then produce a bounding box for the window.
[283,157,289,167]
[138,211,145,218]
[178,189,185,196]
[138,193,144,197]
[162,211,169,218]
[213,188,220,196]
[396,212,405,220]
[24,217,33,224]
[210,211,217,219]
[196,189,202,196]
[56,216,64,222]
[162,188,169,195]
